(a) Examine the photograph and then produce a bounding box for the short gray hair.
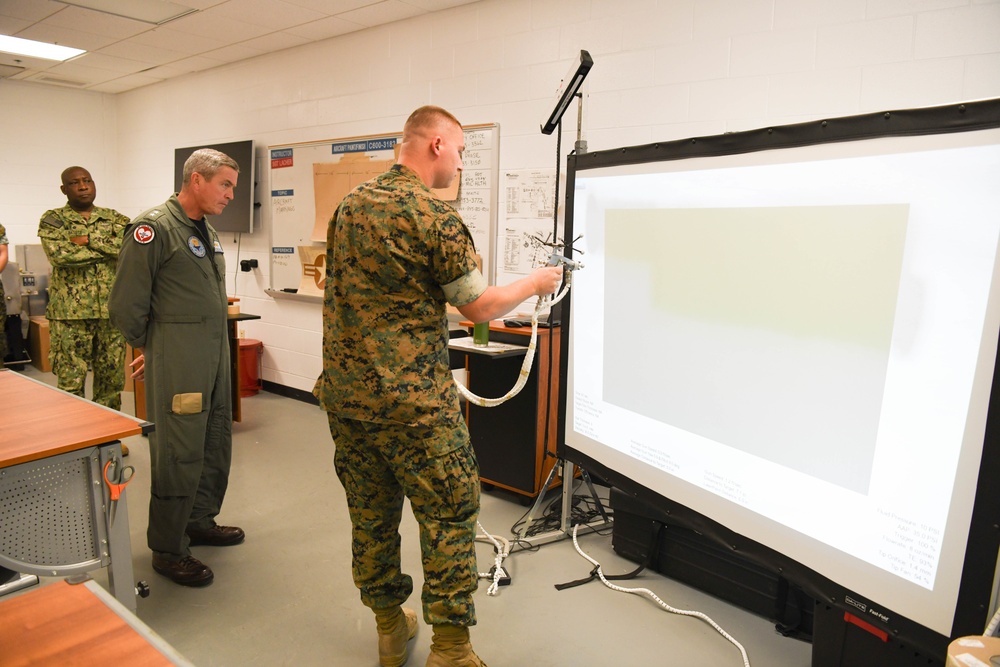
[182,148,239,185]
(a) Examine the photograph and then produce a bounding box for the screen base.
[610,487,814,639]
[610,487,945,665]
[811,603,940,667]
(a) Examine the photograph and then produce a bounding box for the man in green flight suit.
[109,148,245,588]
[39,167,131,451]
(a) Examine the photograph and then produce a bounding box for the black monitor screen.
[173,140,255,234]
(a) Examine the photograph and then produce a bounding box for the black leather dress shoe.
[186,523,246,547]
[152,555,214,587]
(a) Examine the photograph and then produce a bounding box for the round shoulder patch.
[133,223,155,244]
[187,235,207,257]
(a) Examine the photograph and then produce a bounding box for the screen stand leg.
[516,459,613,546]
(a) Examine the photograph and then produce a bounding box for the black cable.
[509,478,614,541]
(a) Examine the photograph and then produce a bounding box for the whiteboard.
[267,124,499,299]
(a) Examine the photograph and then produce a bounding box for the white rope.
[455,271,572,408]
[467,263,574,595]
[570,525,752,667]
[985,604,1000,636]
[476,520,512,596]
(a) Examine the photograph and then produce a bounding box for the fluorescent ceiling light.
[60,0,198,25]
[0,35,85,61]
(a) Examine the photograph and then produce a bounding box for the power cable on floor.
[569,524,752,667]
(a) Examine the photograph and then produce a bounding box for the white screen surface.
[566,129,1000,636]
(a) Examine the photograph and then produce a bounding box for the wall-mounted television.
[560,98,1000,663]
[173,140,255,234]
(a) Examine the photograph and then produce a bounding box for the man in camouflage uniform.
[110,149,245,589]
[314,105,562,667]
[39,168,130,450]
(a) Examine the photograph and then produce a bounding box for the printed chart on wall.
[496,168,560,316]
[267,124,499,299]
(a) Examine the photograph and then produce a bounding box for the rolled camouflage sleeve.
[442,269,487,307]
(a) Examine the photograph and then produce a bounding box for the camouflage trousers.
[327,414,481,627]
[49,318,125,410]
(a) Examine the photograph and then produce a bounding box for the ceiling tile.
[338,0,423,27]
[86,71,165,92]
[0,0,64,22]
[95,39,191,66]
[38,59,133,83]
[127,25,218,54]
[207,0,327,29]
[238,29,310,53]
[202,42,266,63]
[14,22,121,51]
[401,0,477,10]
[140,54,227,77]
[164,5,273,41]
[283,0,380,14]
[0,0,483,93]
[38,5,149,39]
[0,49,60,70]
[70,50,153,73]
[283,14,364,40]
[0,16,32,33]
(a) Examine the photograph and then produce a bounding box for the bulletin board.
[267,123,499,299]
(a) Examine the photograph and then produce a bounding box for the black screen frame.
[558,97,1000,660]
[173,140,255,234]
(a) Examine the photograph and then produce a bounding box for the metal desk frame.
[0,370,151,612]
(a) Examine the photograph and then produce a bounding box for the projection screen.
[560,99,1000,656]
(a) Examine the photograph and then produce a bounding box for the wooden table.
[0,579,193,666]
[0,369,151,612]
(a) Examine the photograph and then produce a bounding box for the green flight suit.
[38,204,129,408]
[109,196,233,559]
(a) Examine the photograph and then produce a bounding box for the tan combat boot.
[376,606,418,667]
[425,625,487,667]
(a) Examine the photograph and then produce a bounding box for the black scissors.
[104,457,135,527]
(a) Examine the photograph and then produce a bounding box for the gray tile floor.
[12,365,811,666]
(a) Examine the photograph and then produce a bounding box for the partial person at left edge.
[38,167,131,454]
[109,148,245,588]
[0,222,8,362]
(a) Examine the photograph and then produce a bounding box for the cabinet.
[455,321,561,499]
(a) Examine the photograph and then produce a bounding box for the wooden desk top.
[458,319,559,335]
[0,371,146,468]
[0,580,187,666]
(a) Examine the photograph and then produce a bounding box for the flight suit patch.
[213,239,224,254]
[187,236,207,257]
[133,224,155,244]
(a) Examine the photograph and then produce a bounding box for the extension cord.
[489,566,511,586]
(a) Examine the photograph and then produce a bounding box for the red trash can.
[238,339,263,397]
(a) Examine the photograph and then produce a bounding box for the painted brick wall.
[2,0,998,392]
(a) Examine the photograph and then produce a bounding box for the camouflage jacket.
[314,164,482,428]
[39,204,130,320]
